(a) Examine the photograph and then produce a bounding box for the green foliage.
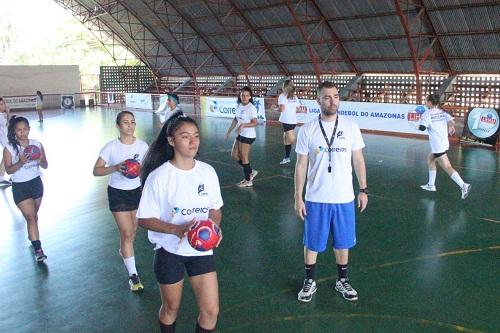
[0,9,138,90]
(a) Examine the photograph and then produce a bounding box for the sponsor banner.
[3,96,37,109]
[200,96,266,122]
[466,108,499,139]
[297,99,427,135]
[461,107,499,146]
[125,93,153,110]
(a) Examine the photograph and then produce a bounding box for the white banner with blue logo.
[200,96,266,122]
[125,93,153,110]
[297,99,427,135]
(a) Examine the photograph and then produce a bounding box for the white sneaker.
[335,278,358,301]
[250,170,258,181]
[236,179,253,187]
[279,158,291,165]
[420,184,436,192]
[461,183,471,199]
[298,279,317,302]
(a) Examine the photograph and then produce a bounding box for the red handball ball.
[122,159,140,179]
[23,145,41,160]
[187,220,221,252]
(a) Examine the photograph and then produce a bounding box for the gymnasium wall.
[0,65,80,96]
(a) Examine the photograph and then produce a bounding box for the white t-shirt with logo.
[278,93,299,125]
[137,160,224,256]
[296,116,365,204]
[99,138,149,190]
[235,102,257,139]
[5,139,43,183]
[419,107,453,153]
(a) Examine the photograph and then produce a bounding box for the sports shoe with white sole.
[279,158,291,165]
[420,184,436,192]
[298,279,317,302]
[129,274,144,292]
[335,278,358,301]
[236,179,253,187]
[35,249,47,262]
[250,170,258,181]
[461,183,471,199]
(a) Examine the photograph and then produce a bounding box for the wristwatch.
[359,188,369,194]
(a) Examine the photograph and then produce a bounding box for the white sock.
[450,172,465,188]
[123,256,138,276]
[428,170,437,186]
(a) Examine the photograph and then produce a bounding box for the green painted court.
[0,109,498,333]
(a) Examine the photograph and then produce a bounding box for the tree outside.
[0,0,138,91]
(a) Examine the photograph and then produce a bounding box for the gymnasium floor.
[0,107,498,333]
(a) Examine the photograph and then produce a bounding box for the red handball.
[187,220,221,252]
[23,145,41,160]
[122,159,141,179]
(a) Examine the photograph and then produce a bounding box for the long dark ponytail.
[141,111,199,187]
[7,116,30,155]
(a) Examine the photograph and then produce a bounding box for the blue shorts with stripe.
[303,200,356,252]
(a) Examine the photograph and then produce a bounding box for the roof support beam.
[394,0,422,104]
[173,78,192,92]
[413,0,453,75]
[227,0,290,76]
[163,0,237,77]
[117,0,194,78]
[201,0,250,83]
[285,0,321,82]
[309,0,358,74]
[213,78,236,95]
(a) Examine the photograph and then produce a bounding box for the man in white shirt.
[418,94,471,199]
[294,81,368,303]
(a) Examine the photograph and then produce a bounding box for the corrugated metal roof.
[55,0,500,76]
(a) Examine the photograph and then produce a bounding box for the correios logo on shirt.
[314,146,348,155]
[172,206,209,216]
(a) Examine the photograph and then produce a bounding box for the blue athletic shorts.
[304,200,356,252]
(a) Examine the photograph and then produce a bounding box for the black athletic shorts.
[433,151,447,158]
[236,135,255,145]
[154,247,216,285]
[12,176,44,205]
[282,123,296,132]
[107,186,142,212]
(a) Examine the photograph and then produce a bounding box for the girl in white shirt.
[36,91,43,123]
[418,94,471,199]
[138,112,223,333]
[278,79,300,165]
[225,86,258,187]
[0,97,11,185]
[93,111,149,292]
[3,116,48,262]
